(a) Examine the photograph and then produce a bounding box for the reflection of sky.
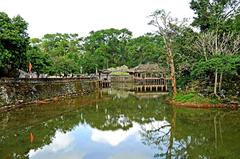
[91,125,139,146]
[28,121,170,159]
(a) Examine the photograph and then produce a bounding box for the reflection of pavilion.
[135,85,166,92]
[133,92,168,99]
[102,88,168,99]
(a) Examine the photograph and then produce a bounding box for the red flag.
[30,131,34,143]
[28,63,32,73]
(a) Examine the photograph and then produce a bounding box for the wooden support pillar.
[165,80,167,91]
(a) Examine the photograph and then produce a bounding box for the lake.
[1,88,240,159]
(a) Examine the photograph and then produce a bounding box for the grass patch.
[173,92,220,104]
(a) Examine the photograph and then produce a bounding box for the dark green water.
[1,89,240,159]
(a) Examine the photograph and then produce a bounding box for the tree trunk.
[214,69,218,96]
[167,43,177,96]
[218,72,223,92]
[203,43,208,61]
[214,115,218,149]
[167,109,176,159]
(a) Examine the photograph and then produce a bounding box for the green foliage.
[28,33,83,75]
[191,55,240,77]
[26,43,51,75]
[0,12,29,76]
[81,29,166,73]
[126,34,165,67]
[52,56,78,76]
[83,28,132,72]
[190,0,240,32]
[188,55,240,98]
[173,28,199,81]
[174,92,220,104]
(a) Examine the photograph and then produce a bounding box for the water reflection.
[91,124,138,146]
[0,89,240,159]
[29,130,75,158]
[28,123,157,159]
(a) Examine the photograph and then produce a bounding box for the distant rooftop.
[129,63,165,73]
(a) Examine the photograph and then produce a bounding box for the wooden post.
[165,80,168,91]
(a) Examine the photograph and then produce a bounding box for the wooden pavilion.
[128,64,167,92]
[98,69,111,88]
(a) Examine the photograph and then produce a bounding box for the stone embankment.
[0,78,99,111]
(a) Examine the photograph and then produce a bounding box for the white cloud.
[50,130,74,152]
[0,0,194,38]
[29,130,74,158]
[91,120,170,146]
[91,124,140,146]
[26,120,171,158]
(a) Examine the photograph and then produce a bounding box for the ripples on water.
[0,88,240,159]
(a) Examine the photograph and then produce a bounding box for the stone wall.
[0,78,99,107]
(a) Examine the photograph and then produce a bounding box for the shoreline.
[169,100,239,109]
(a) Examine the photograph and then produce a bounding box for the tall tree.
[0,12,29,77]
[39,33,83,75]
[26,38,51,76]
[190,0,240,96]
[148,9,187,96]
[193,31,240,95]
[190,0,240,31]
[83,28,132,70]
[126,34,165,67]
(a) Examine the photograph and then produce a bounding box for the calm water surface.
[1,89,240,159]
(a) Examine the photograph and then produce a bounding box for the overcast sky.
[0,0,194,38]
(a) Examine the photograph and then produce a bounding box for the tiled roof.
[129,63,165,73]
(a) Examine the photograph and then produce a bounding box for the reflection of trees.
[81,93,167,131]
[140,107,240,159]
[141,123,171,156]
[0,93,103,159]
[140,108,176,159]
[0,91,168,158]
